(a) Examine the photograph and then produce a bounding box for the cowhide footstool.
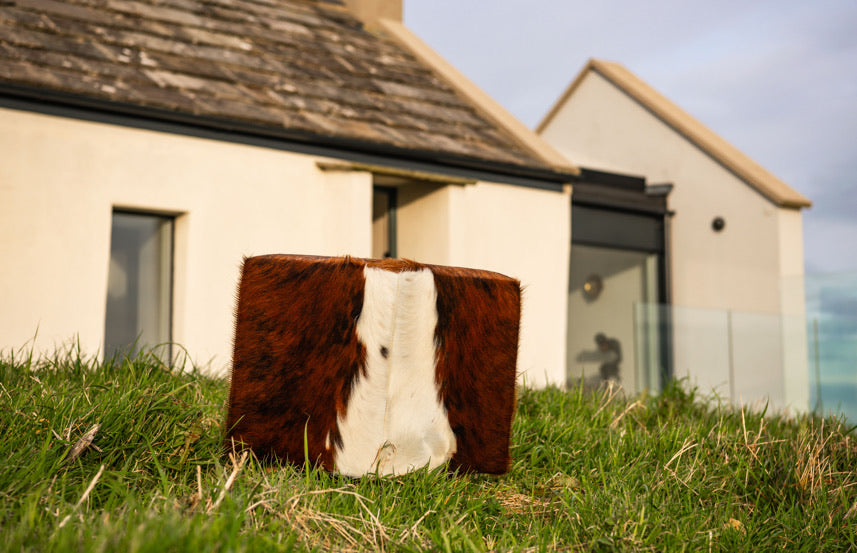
[225,254,521,476]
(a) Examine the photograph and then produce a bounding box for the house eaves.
[0,0,576,189]
[537,59,811,209]
[378,18,579,177]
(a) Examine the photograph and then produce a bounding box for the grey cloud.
[406,0,857,274]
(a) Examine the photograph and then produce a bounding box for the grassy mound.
[1,348,855,551]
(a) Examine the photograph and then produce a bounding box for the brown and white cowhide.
[225,254,521,477]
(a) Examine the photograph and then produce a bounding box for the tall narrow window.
[372,186,397,259]
[104,211,173,359]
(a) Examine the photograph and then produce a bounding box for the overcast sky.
[405,1,857,275]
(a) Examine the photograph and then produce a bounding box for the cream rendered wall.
[394,180,571,387]
[539,71,808,409]
[396,183,452,265]
[540,72,787,314]
[0,107,372,373]
[778,208,810,411]
[451,182,571,388]
[1,107,570,387]
[392,180,571,387]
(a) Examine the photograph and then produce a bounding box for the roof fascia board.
[0,88,570,192]
[572,183,672,216]
[317,161,477,185]
[342,0,402,27]
[378,18,580,176]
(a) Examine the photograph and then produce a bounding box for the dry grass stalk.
[237,484,398,551]
[209,451,248,512]
[494,488,554,516]
[185,465,204,512]
[794,423,834,499]
[664,438,698,470]
[397,509,435,542]
[610,401,642,429]
[592,382,622,419]
[740,415,772,477]
[64,423,100,462]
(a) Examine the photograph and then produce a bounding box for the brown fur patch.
[432,266,521,474]
[226,255,366,469]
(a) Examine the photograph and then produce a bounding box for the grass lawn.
[1,347,855,552]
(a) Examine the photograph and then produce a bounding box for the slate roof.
[0,0,564,178]
[537,59,811,208]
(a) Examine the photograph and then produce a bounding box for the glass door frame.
[570,169,674,390]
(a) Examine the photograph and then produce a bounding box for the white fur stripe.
[381,269,456,474]
[334,267,396,476]
[334,267,456,476]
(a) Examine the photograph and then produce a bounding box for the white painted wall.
[1,107,571,386]
[539,71,797,314]
[0,107,373,373]
[396,182,452,265]
[778,208,810,412]
[450,182,571,388]
[395,180,572,387]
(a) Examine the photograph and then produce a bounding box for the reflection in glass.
[104,212,172,359]
[567,244,660,393]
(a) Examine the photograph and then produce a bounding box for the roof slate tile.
[0,0,557,171]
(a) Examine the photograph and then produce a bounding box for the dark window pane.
[372,187,397,259]
[572,204,664,252]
